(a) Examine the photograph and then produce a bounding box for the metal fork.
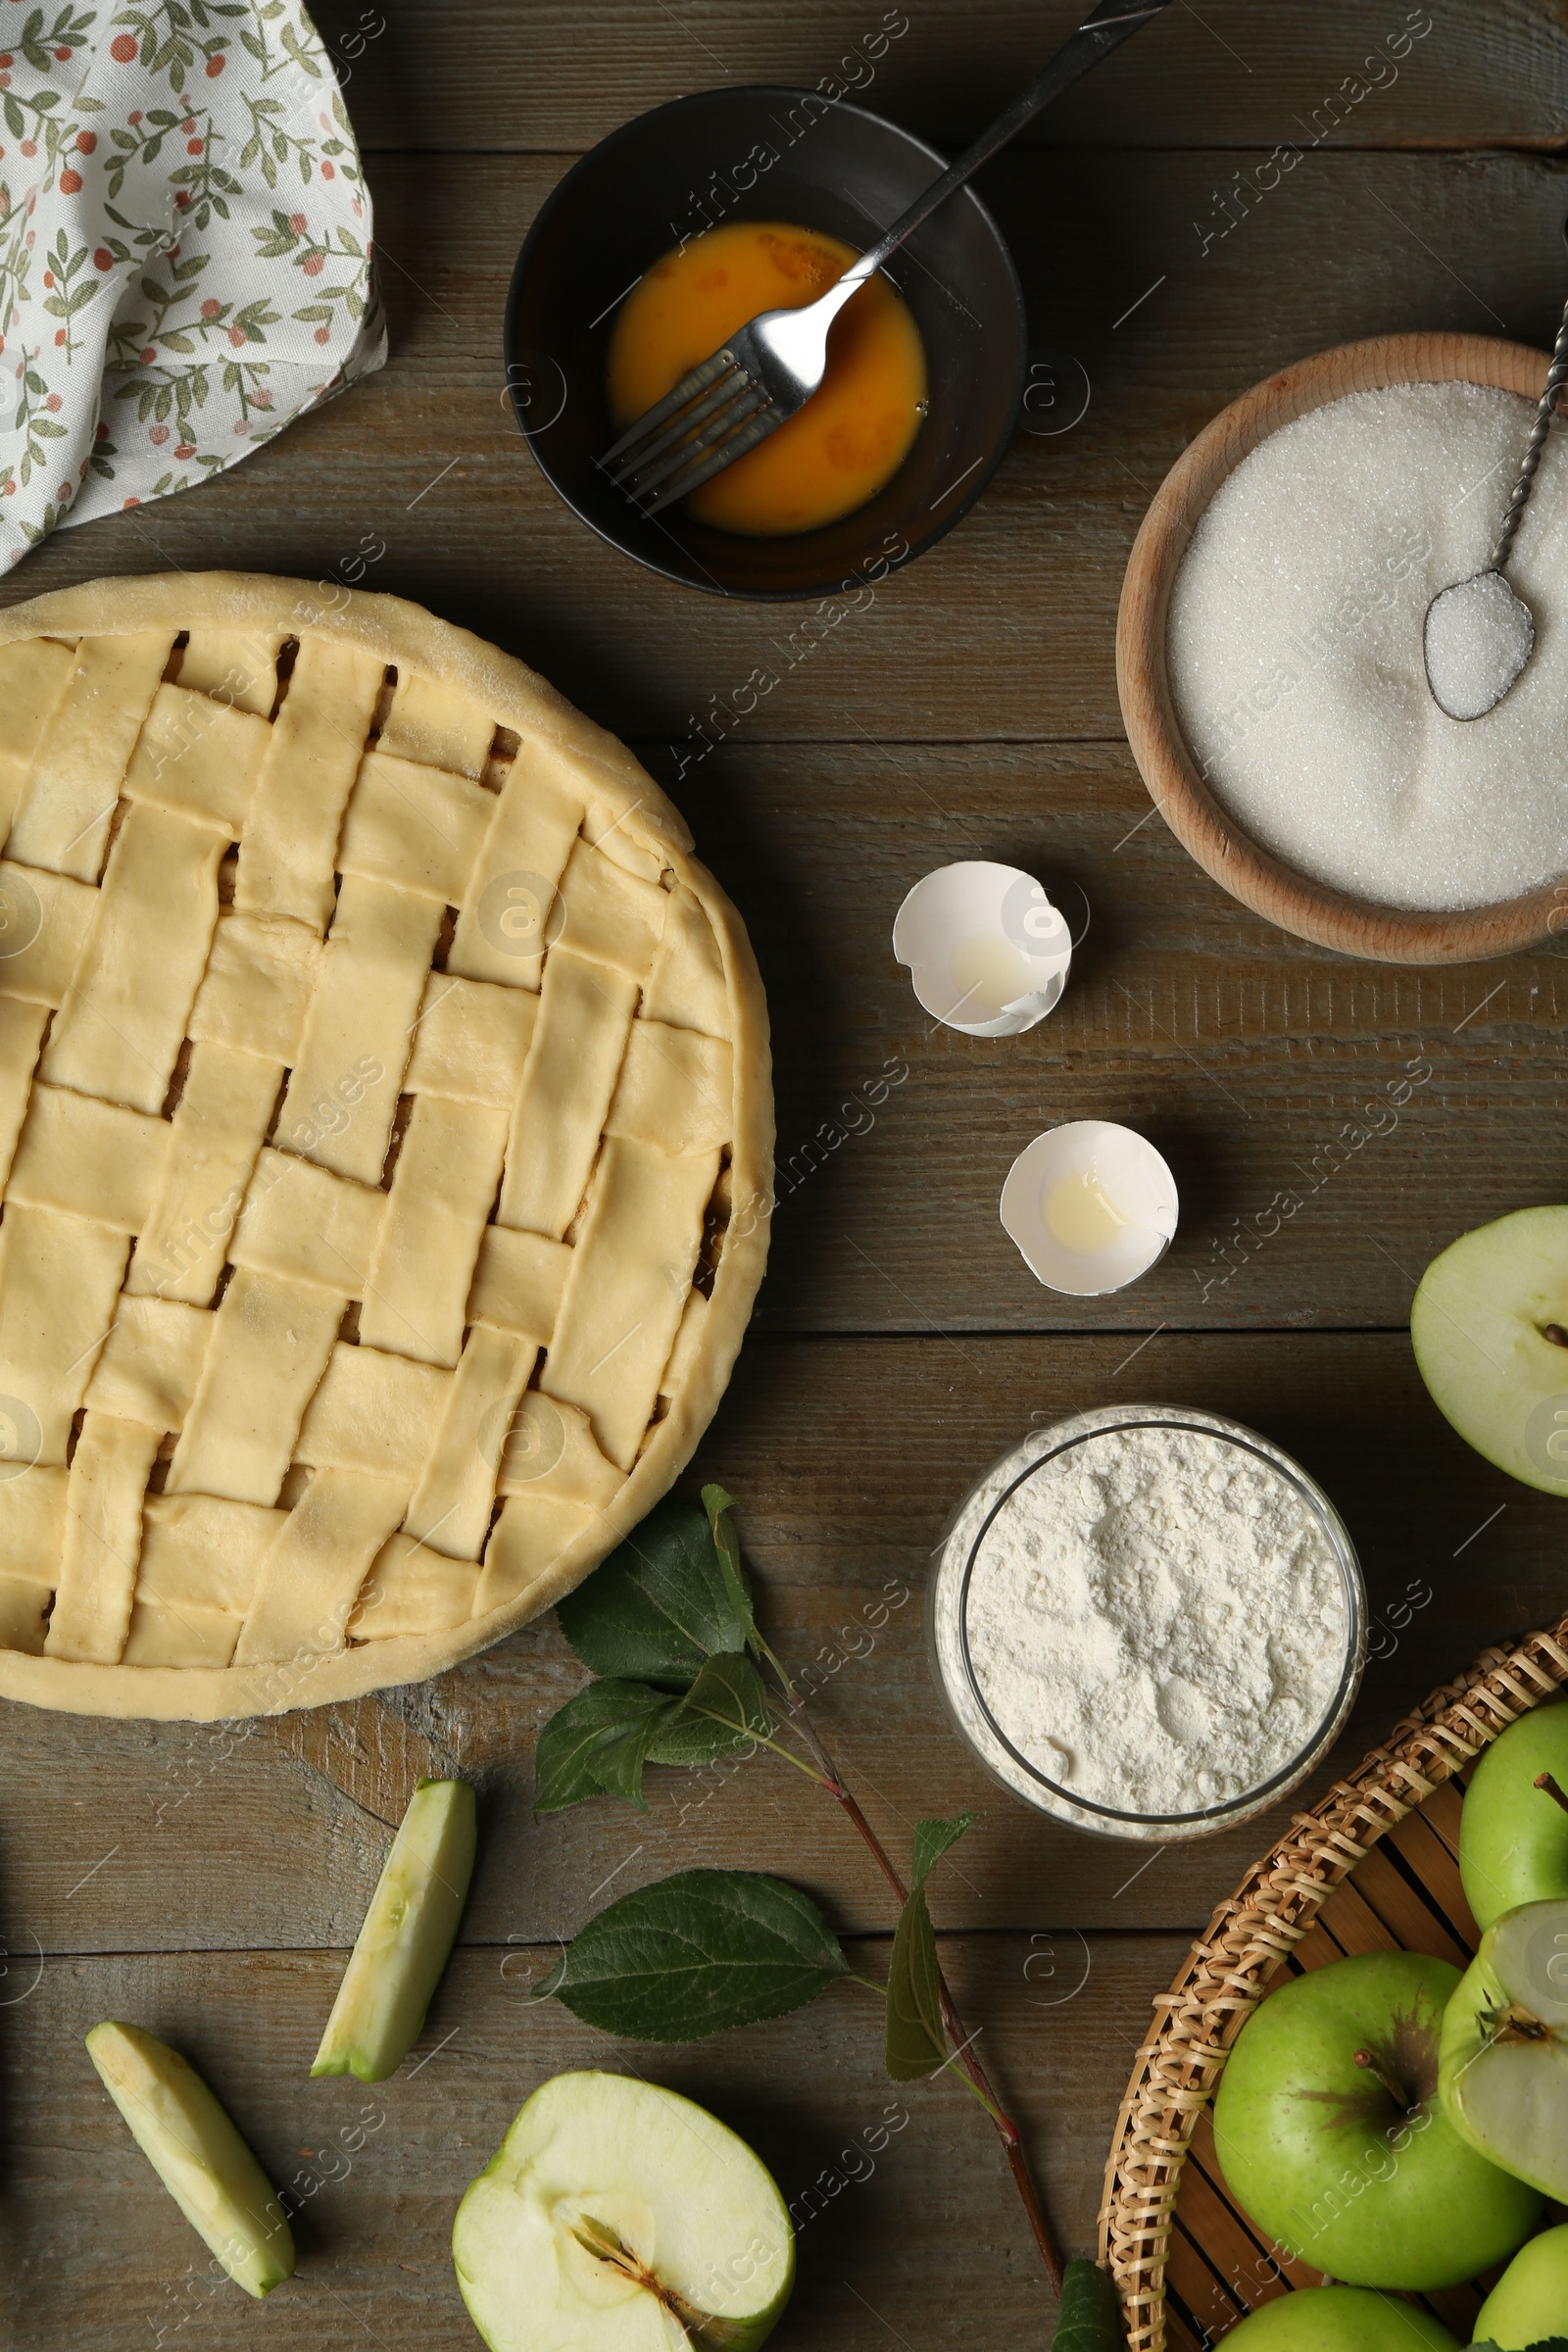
[600,0,1173,517]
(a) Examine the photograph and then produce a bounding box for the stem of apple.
[1536,1769,1568,1818]
[1353,2046,1411,2107]
[763,1669,1065,2292]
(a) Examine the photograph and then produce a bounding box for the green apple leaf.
[1051,2259,1126,2350]
[532,1679,684,1815]
[884,1885,946,2081]
[532,1868,849,2040]
[911,1811,975,1890]
[702,1482,757,1646]
[556,1497,749,1683]
[648,1652,771,1767]
[1464,2342,1568,2352]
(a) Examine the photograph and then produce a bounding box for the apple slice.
[453,2071,794,2352]
[313,1776,475,2082]
[1209,2285,1460,2350]
[1440,1896,1568,2199]
[1212,1949,1541,2288]
[1476,2221,1568,2349]
[1459,1699,1568,1931]
[1410,1205,1568,1494]
[86,2021,293,2298]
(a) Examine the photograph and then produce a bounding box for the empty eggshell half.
[1001,1120,1178,1296]
[893,861,1073,1038]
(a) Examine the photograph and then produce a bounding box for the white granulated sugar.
[1167,380,1568,911]
[1424,567,1535,721]
[956,1426,1348,1815]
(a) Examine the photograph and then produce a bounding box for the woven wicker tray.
[1099,1616,1568,2350]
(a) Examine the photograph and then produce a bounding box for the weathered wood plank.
[0,1334,1550,1956]
[2,1935,1185,2348]
[308,0,1567,155]
[2,150,1563,749]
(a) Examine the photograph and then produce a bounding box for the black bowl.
[505,85,1027,601]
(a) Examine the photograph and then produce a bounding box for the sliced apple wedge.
[1439,1896,1568,2199]
[1410,1205,1568,1494]
[86,2021,293,2298]
[453,2071,795,2352]
[313,1776,476,2083]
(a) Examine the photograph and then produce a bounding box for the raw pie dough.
[0,573,772,1720]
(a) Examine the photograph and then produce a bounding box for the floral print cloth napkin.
[0,1,384,569]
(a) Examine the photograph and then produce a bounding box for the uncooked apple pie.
[0,574,771,1720]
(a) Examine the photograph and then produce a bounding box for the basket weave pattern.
[1098,1617,1568,2351]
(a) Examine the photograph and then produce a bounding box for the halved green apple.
[1410,1206,1568,1494]
[313,1776,475,2082]
[1440,1897,1568,2200]
[1476,2221,1568,2349]
[86,2021,293,2297]
[453,2071,794,2352]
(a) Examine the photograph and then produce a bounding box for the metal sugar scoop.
[1424,284,1568,721]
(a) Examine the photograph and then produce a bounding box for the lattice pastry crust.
[0,573,772,1720]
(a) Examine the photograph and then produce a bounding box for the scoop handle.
[1492,284,1568,573]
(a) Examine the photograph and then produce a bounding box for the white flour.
[945,1424,1349,1817]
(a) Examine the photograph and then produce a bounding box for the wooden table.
[4,5,1567,2342]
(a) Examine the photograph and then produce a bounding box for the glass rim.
[952,1408,1366,1829]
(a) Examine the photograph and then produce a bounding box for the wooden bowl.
[1116,332,1558,964]
[1098,1612,1568,2350]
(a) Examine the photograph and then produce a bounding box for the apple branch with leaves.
[525,1484,1069,2296]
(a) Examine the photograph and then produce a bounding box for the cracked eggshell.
[892,861,1072,1038]
[1001,1120,1178,1297]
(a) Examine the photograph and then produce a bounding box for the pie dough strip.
[167,1268,342,1506]
[176,627,282,718]
[359,1095,509,1367]
[85,1298,212,1432]
[643,882,731,1037]
[554,838,667,981]
[606,1020,733,1156]
[337,751,495,904]
[0,1205,129,1461]
[235,634,384,930]
[277,873,442,1184]
[227,1146,384,1297]
[189,910,320,1064]
[466,1226,570,1344]
[126,1043,281,1304]
[404,1323,533,1560]
[294,1341,450,1480]
[404,971,537,1105]
[44,1412,162,1663]
[8,1083,170,1230]
[135,1493,286,1611]
[0,638,74,834]
[122,685,271,835]
[233,1467,412,1664]
[377,671,495,778]
[496,948,638,1239]
[41,803,226,1115]
[0,997,50,1196]
[0,1466,68,1655]
[7,629,175,882]
[348,1532,480,1639]
[475,1492,598,1616]
[446,744,585,990]
[543,1137,721,1470]
[495,1393,622,1507]
[0,860,96,1008]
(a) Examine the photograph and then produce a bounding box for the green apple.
[1440,1897,1568,2200]
[1212,1950,1541,2288]
[1211,2285,1459,2350]
[86,2021,293,2297]
[313,1776,475,2082]
[453,2071,794,2352]
[1476,2222,1568,2349]
[1410,1206,1568,1494]
[1459,1700,1568,1932]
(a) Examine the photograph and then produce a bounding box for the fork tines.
[600,348,779,517]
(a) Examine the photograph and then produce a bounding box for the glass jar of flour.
[929,1404,1366,1842]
